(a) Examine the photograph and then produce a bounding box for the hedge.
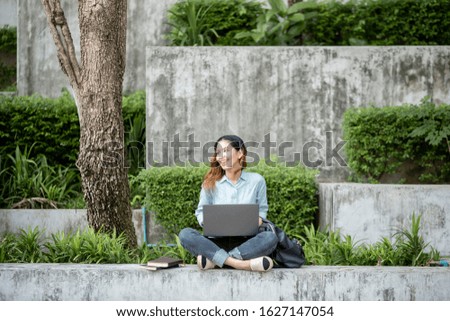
[0,26,17,91]
[301,0,450,46]
[166,0,450,46]
[343,99,450,183]
[135,162,319,237]
[0,90,146,171]
[0,26,16,53]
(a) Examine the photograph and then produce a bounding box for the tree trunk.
[42,0,137,247]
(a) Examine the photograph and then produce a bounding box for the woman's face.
[215,140,243,171]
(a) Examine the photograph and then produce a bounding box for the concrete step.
[1,264,449,301]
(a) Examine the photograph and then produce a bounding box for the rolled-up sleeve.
[257,177,268,219]
[195,187,212,226]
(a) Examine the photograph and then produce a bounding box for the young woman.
[179,135,278,272]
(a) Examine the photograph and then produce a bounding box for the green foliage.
[167,0,450,46]
[393,214,433,266]
[0,228,45,263]
[0,215,439,266]
[0,62,16,91]
[235,0,319,45]
[408,99,450,154]
[167,0,219,46]
[343,100,450,183]
[247,162,319,235]
[302,0,450,46]
[0,227,191,264]
[0,91,80,167]
[0,145,82,209]
[0,26,16,53]
[44,228,135,264]
[0,90,146,171]
[298,214,439,266]
[135,166,208,236]
[0,26,17,91]
[166,0,264,46]
[135,162,319,237]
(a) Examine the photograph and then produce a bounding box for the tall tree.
[41,0,137,247]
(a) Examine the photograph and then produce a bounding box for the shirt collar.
[219,170,248,184]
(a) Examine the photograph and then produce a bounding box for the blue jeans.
[179,227,279,267]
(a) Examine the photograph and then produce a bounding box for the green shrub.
[298,214,440,266]
[135,166,208,235]
[167,0,450,46]
[123,91,146,175]
[134,162,319,237]
[343,99,450,183]
[0,62,15,91]
[0,227,192,264]
[166,0,264,46]
[0,215,440,266]
[302,0,450,46]
[0,145,82,209]
[0,91,80,167]
[235,0,319,45]
[0,90,146,171]
[0,26,16,53]
[0,26,17,91]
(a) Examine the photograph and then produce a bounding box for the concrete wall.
[17,0,284,97]
[1,264,449,300]
[17,0,177,97]
[0,0,16,27]
[319,183,450,255]
[0,209,163,247]
[146,46,450,180]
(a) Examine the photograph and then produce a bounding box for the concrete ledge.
[1,264,449,301]
[319,183,450,256]
[0,209,156,247]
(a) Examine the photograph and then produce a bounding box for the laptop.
[203,204,259,237]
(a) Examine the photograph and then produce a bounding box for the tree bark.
[42,0,137,247]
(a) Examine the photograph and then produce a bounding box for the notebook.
[203,204,259,237]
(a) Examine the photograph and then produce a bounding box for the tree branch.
[41,0,81,91]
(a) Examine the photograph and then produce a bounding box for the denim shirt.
[195,171,268,226]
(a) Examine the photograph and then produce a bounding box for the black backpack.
[261,219,306,268]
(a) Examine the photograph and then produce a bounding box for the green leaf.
[268,0,287,14]
[289,13,305,23]
[287,1,318,14]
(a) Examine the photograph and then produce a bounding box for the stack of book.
[141,256,183,271]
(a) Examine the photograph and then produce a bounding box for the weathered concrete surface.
[319,183,450,255]
[17,0,282,97]
[0,0,16,27]
[0,264,449,301]
[17,0,177,97]
[0,209,155,247]
[146,46,450,181]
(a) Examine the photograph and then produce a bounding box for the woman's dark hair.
[203,135,247,190]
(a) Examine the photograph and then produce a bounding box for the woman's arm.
[257,176,269,223]
[194,187,212,226]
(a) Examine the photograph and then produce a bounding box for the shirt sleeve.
[195,187,213,226]
[257,176,268,219]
